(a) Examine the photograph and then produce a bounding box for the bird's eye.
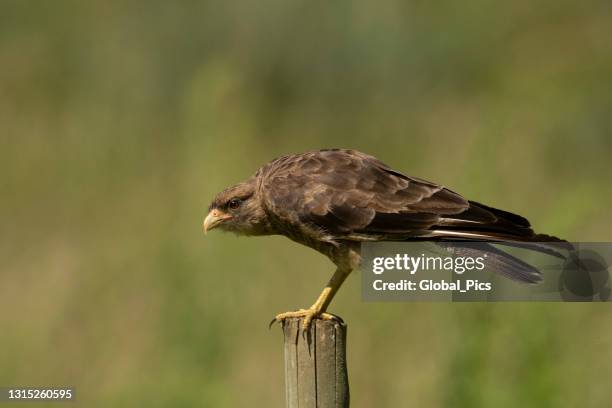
[228,198,242,210]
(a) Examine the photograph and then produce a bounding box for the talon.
[319,312,342,322]
[271,308,332,332]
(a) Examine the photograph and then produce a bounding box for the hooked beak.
[203,209,231,234]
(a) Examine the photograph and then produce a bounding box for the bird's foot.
[269,308,339,332]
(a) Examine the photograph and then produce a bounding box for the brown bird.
[204,149,566,329]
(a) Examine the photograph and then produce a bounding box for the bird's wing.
[260,149,535,241]
[260,149,570,283]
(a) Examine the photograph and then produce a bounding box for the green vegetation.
[1,1,611,406]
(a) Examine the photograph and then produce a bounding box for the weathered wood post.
[282,317,349,408]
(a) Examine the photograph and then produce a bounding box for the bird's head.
[204,178,270,236]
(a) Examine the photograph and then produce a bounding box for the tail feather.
[429,201,571,283]
[436,241,545,283]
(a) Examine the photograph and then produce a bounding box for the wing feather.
[257,149,568,283]
[259,149,560,245]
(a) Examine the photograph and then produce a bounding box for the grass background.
[1,1,611,407]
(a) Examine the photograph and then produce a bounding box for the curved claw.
[269,308,341,332]
[268,317,280,330]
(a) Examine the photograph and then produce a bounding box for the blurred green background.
[1,1,611,407]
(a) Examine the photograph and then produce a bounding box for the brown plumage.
[204,149,567,328]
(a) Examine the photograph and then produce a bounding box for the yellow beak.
[203,210,229,234]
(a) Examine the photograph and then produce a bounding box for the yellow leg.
[273,267,350,330]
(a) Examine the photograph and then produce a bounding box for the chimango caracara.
[204,149,565,329]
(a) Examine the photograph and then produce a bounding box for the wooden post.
[282,317,349,408]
